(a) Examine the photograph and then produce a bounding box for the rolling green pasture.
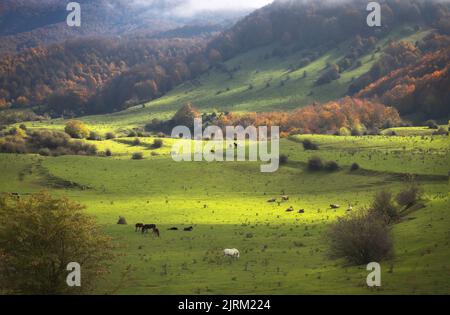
[1,25,448,294]
[0,132,448,294]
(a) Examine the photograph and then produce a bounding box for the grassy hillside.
[21,26,430,134]
[1,131,448,294]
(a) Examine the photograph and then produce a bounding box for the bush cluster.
[327,184,423,265]
[307,156,339,172]
[0,130,97,156]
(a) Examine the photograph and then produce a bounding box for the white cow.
[223,248,240,259]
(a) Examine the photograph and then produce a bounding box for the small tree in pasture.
[64,120,90,139]
[0,192,113,294]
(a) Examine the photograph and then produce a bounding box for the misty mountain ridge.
[0,0,259,55]
[0,0,449,122]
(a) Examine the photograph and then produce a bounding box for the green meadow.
[1,131,448,294]
[2,25,448,295]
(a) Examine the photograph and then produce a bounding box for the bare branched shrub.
[370,190,398,223]
[327,211,393,265]
[396,184,423,209]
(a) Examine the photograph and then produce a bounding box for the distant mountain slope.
[88,26,428,121]
[1,0,449,121]
[0,35,211,116]
[207,0,449,60]
[0,0,249,55]
[355,34,450,120]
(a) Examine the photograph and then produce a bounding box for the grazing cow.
[223,248,240,259]
[168,227,178,231]
[330,204,340,209]
[267,198,276,203]
[135,223,144,232]
[184,226,193,231]
[281,195,289,201]
[153,228,160,238]
[298,209,305,213]
[286,206,294,212]
[142,224,156,234]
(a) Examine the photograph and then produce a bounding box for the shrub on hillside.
[396,184,423,209]
[370,190,398,223]
[316,64,340,85]
[327,211,393,265]
[280,154,288,165]
[350,163,360,171]
[132,152,144,160]
[324,161,339,172]
[307,156,324,171]
[64,120,90,139]
[105,149,112,157]
[105,132,116,140]
[302,139,318,150]
[132,138,141,146]
[339,127,351,136]
[0,130,97,156]
[351,123,367,136]
[87,131,102,141]
[0,136,28,154]
[172,103,200,129]
[151,139,163,149]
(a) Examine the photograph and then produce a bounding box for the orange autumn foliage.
[215,97,401,135]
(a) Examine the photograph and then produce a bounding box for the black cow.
[142,224,156,234]
[168,227,178,231]
[184,226,193,231]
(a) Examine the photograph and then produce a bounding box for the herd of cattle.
[124,195,350,260]
[134,223,195,237]
[267,195,352,212]
[133,222,240,259]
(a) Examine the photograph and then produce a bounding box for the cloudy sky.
[129,0,274,16]
[175,0,274,12]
